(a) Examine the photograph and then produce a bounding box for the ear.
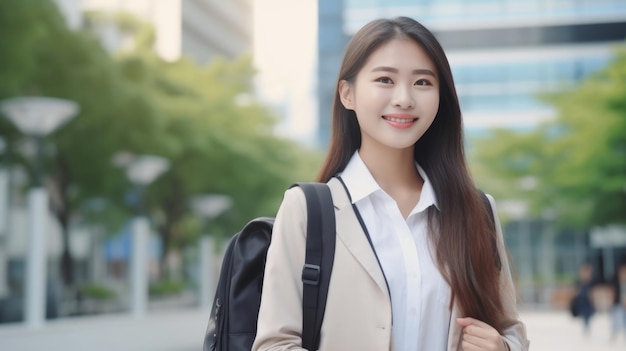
[338,80,355,110]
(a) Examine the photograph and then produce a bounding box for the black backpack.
[203,182,336,351]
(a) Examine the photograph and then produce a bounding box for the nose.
[392,86,414,109]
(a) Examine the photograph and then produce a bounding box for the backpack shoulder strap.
[292,182,335,351]
[478,190,502,271]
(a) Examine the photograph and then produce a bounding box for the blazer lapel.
[328,179,390,301]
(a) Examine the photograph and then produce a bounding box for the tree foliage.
[0,0,322,285]
[471,44,626,228]
[109,16,321,258]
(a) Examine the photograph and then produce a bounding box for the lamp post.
[117,154,169,317]
[518,176,538,305]
[0,97,79,328]
[190,194,232,309]
[539,208,556,306]
[0,137,8,299]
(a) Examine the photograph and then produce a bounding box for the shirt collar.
[415,164,439,212]
[339,151,439,210]
[340,151,380,204]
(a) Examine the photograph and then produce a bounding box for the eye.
[415,79,432,86]
[375,77,393,84]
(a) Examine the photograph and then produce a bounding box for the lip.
[382,113,418,129]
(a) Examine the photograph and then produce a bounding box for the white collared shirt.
[339,151,451,351]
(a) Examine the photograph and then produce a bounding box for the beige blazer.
[252,178,530,351]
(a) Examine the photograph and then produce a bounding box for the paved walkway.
[0,308,210,351]
[523,309,625,351]
[0,308,625,350]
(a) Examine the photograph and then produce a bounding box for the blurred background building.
[55,0,252,63]
[319,0,626,143]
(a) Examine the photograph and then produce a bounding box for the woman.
[253,17,529,351]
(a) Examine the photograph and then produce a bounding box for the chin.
[383,140,419,151]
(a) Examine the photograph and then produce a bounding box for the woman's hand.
[456,317,508,351]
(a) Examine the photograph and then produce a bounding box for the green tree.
[0,0,322,291]
[119,52,321,274]
[543,46,626,226]
[0,0,167,288]
[471,44,626,228]
[85,11,322,277]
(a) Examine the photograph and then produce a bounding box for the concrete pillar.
[540,223,556,306]
[0,170,9,298]
[199,236,215,309]
[519,218,535,305]
[130,217,149,318]
[24,188,48,328]
[89,226,105,282]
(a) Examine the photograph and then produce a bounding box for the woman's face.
[339,38,440,152]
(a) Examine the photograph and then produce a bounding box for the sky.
[253,0,318,145]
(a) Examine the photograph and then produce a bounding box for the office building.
[70,0,252,63]
[319,0,626,141]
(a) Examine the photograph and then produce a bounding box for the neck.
[358,143,422,192]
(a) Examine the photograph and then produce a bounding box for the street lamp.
[190,194,233,222]
[191,194,232,309]
[0,97,79,328]
[539,208,557,307]
[0,137,8,300]
[125,155,170,189]
[115,153,170,317]
[518,176,538,306]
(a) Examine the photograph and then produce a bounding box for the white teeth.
[385,116,414,123]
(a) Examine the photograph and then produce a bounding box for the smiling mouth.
[382,116,417,123]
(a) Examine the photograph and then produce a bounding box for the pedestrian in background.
[253,16,529,351]
[610,262,626,341]
[571,262,596,334]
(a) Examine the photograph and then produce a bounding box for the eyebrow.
[371,66,437,77]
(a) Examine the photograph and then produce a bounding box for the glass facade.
[317,0,349,148]
[345,0,626,32]
[453,53,613,112]
[315,0,626,136]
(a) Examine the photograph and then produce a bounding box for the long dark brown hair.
[317,17,514,333]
